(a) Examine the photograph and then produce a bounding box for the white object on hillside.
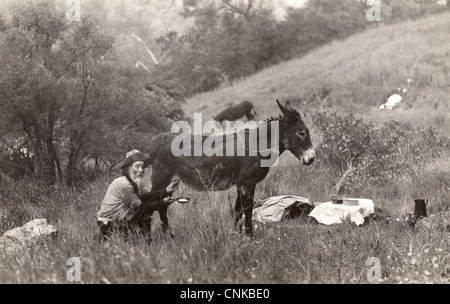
[308,198,375,226]
[379,93,403,110]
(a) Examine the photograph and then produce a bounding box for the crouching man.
[96,149,179,243]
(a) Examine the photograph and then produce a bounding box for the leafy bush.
[0,1,185,186]
[314,111,450,194]
[314,112,373,176]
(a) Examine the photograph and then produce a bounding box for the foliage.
[3,0,444,100]
[278,0,369,60]
[154,0,448,97]
[314,110,450,195]
[0,0,181,186]
[156,1,284,95]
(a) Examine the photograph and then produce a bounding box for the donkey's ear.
[285,100,302,119]
[276,99,288,116]
[277,99,301,119]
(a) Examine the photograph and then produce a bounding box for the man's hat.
[121,149,151,169]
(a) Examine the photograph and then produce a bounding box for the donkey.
[213,100,257,123]
[145,100,315,236]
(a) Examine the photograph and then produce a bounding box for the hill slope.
[185,12,450,135]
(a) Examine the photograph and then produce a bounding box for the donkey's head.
[277,99,315,166]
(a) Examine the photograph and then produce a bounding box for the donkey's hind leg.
[151,169,175,237]
[235,186,255,236]
[242,188,255,236]
[234,188,244,233]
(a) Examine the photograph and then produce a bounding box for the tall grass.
[1,149,449,283]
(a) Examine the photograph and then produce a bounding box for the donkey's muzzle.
[302,148,315,166]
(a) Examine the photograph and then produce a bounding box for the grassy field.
[1,13,450,284]
[0,155,449,284]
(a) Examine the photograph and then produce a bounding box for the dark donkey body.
[146,100,315,236]
[213,100,257,123]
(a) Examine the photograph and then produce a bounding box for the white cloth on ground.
[308,198,375,226]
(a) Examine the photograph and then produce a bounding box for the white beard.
[127,171,144,193]
[133,176,145,193]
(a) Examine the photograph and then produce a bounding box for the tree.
[0,0,69,184]
[156,0,282,96]
[276,0,370,60]
[0,0,177,186]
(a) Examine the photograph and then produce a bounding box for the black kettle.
[413,198,428,218]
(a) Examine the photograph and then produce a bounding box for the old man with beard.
[96,149,179,243]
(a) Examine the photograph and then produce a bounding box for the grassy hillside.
[185,12,450,135]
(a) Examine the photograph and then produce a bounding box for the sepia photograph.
[0,0,449,290]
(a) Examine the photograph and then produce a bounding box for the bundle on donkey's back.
[213,100,257,123]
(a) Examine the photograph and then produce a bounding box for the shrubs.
[314,111,450,195]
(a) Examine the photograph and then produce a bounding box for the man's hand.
[163,197,174,205]
[166,179,179,195]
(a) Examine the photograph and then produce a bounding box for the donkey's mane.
[264,114,291,132]
[265,115,283,122]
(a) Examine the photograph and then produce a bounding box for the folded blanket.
[252,195,312,223]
